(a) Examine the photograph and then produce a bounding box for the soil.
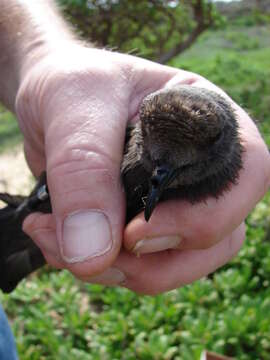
[0,145,33,196]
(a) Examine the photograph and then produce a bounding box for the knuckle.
[48,138,119,173]
[48,146,118,193]
[39,63,117,99]
[46,147,122,217]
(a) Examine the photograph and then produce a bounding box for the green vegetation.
[0,105,22,153]
[0,22,270,360]
[57,0,217,63]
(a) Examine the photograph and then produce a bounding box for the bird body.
[122,85,243,220]
[0,85,243,292]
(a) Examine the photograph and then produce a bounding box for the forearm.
[0,0,74,110]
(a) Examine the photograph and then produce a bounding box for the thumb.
[33,79,128,277]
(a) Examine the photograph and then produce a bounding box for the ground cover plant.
[0,21,270,360]
[0,105,22,154]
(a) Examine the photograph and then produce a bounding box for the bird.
[122,85,243,222]
[0,85,243,293]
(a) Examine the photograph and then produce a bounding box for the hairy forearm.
[0,0,74,110]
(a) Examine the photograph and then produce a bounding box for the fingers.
[115,223,246,295]
[24,213,245,294]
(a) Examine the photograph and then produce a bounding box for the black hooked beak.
[144,165,179,222]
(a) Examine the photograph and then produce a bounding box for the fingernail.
[86,267,126,285]
[133,235,181,255]
[62,210,112,263]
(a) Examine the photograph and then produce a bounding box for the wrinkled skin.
[15,46,270,295]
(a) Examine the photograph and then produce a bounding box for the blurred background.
[0,0,270,359]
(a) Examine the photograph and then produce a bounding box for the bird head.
[139,85,242,221]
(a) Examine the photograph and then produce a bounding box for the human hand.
[17,46,270,294]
